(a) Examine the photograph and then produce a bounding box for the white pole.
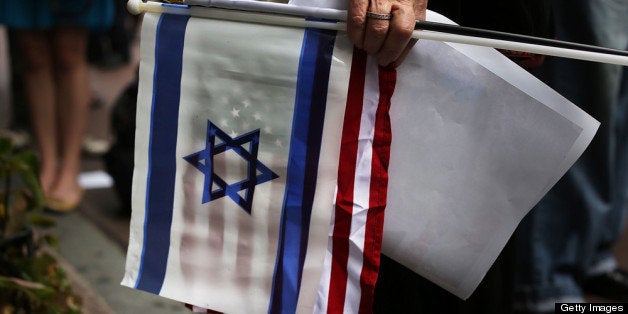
[127,0,628,66]
[416,31,628,66]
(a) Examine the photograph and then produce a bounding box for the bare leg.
[17,30,58,195]
[48,26,90,205]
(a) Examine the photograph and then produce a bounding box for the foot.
[38,154,59,196]
[583,268,628,301]
[45,189,84,213]
[46,176,83,213]
[39,168,57,197]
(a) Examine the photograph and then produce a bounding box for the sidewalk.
[50,190,189,314]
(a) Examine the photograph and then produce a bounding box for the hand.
[347,0,427,67]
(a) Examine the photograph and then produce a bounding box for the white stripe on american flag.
[315,49,391,313]
[314,185,336,313]
[314,47,366,313]
[343,55,380,313]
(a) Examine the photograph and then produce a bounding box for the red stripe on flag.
[358,66,396,313]
[327,48,367,313]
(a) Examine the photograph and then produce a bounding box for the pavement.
[51,206,189,314]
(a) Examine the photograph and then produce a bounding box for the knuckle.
[370,24,389,38]
[399,28,414,39]
[396,25,414,39]
[349,14,367,28]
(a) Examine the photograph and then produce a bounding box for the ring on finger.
[366,11,392,20]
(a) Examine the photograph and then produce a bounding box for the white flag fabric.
[122,6,598,313]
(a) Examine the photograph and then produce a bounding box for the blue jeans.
[514,0,628,311]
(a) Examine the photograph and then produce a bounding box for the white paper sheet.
[380,11,598,300]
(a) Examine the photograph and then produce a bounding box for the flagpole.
[414,21,628,57]
[127,0,343,31]
[415,31,628,66]
[127,0,628,66]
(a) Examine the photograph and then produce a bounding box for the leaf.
[0,201,5,222]
[0,276,47,290]
[41,234,59,249]
[1,304,16,314]
[11,154,44,209]
[28,285,55,299]
[66,295,82,312]
[0,137,11,156]
[13,151,40,177]
[4,192,29,236]
[28,213,57,228]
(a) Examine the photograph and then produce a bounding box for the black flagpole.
[415,20,628,57]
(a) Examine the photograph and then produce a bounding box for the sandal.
[45,189,84,213]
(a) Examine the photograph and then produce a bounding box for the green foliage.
[0,137,45,236]
[29,213,57,229]
[0,252,82,314]
[0,136,81,313]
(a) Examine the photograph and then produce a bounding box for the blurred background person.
[514,1,628,313]
[88,0,139,69]
[0,0,114,212]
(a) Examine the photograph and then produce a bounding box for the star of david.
[183,121,279,215]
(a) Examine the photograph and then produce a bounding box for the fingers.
[347,0,369,49]
[391,38,417,67]
[389,0,427,66]
[347,0,392,51]
[376,2,414,66]
[414,0,428,22]
[346,0,428,67]
[362,1,393,54]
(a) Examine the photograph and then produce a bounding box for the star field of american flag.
[207,92,294,155]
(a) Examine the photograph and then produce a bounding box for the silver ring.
[366,11,392,20]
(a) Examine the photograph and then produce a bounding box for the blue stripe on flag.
[135,13,189,294]
[269,27,337,314]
